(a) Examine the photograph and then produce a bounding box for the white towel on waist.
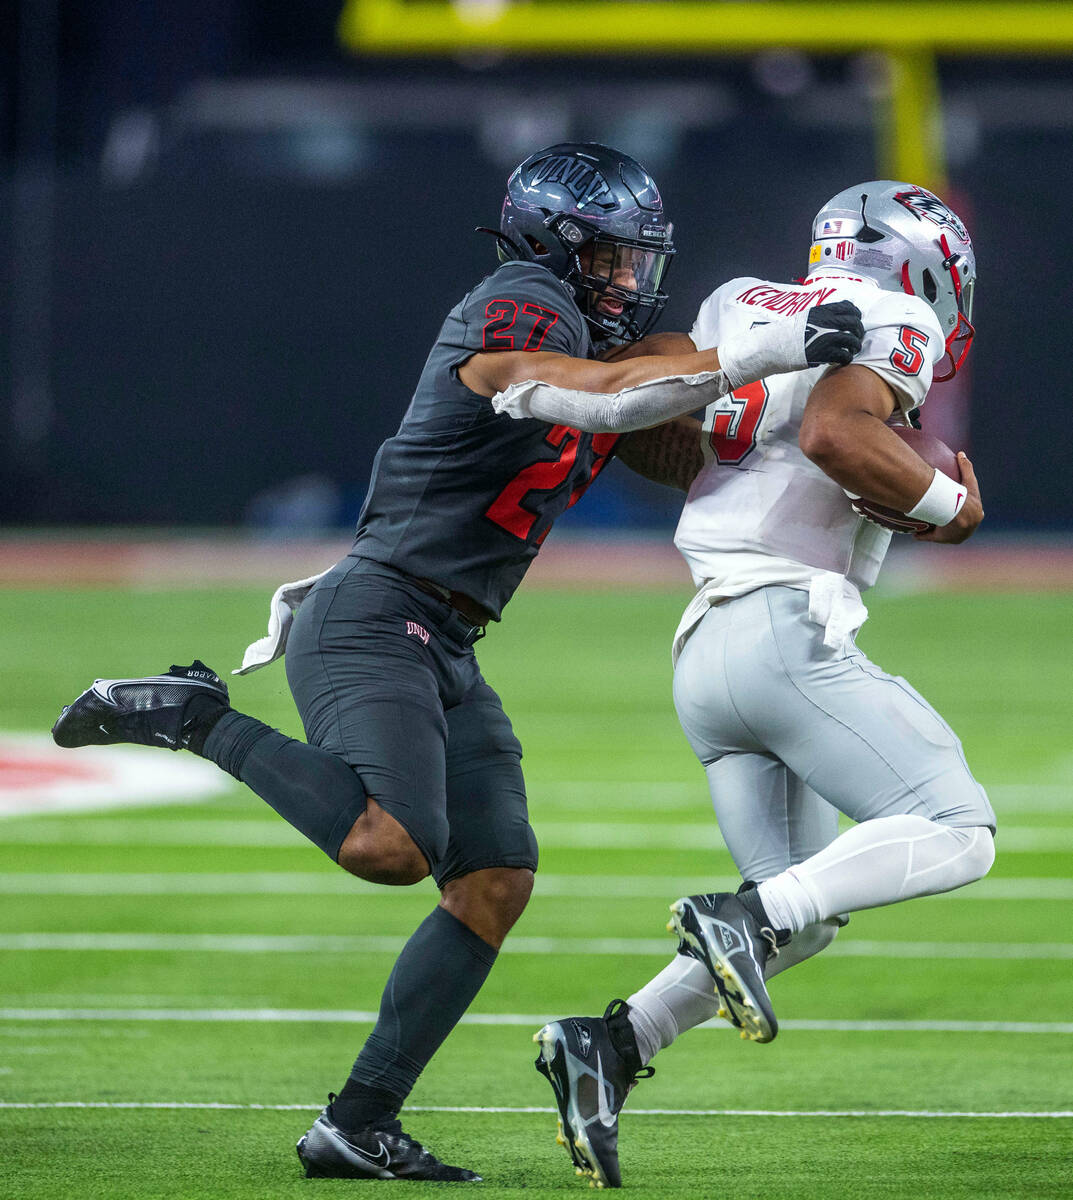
[232,568,331,675]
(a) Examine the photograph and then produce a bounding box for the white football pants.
[625,585,995,1065]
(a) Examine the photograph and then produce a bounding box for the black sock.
[737,880,790,945]
[198,710,367,859]
[330,907,498,1130]
[329,1083,402,1131]
[180,694,229,756]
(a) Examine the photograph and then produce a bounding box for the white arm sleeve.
[491,369,731,433]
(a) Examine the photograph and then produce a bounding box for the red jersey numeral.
[709,380,769,465]
[482,300,560,351]
[485,426,617,543]
[890,325,929,376]
[482,300,518,349]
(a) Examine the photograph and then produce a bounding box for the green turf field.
[3,582,1072,1199]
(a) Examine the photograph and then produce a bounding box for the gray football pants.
[672,585,995,885]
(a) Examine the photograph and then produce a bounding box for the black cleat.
[533,999,652,1189]
[668,891,786,1043]
[51,661,229,752]
[296,1101,481,1182]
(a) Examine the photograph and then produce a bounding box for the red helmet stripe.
[901,260,914,296]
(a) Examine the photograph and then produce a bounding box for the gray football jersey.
[353,261,617,619]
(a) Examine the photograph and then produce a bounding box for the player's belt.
[409,576,492,637]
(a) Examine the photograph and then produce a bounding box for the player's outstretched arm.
[799,365,984,542]
[458,302,864,433]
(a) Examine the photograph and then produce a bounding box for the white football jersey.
[672,271,945,656]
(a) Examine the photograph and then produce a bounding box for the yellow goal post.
[338,0,1073,192]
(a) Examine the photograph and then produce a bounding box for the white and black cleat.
[668,891,785,1044]
[51,660,229,751]
[296,1102,481,1182]
[533,1000,652,1189]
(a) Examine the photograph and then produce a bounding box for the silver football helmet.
[807,181,976,380]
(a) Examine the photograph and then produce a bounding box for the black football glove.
[802,301,864,367]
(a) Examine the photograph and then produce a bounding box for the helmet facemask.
[546,215,674,344]
[900,231,976,381]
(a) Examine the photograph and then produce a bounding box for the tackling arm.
[799,365,983,543]
[458,302,864,433]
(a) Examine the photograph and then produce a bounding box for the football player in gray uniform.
[517,181,993,1189]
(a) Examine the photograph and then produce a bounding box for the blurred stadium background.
[3,3,1073,1198]
[4,0,1073,539]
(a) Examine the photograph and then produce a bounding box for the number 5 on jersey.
[708,380,769,465]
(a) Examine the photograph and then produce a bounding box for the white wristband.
[905,468,967,527]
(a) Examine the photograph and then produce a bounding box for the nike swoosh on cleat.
[594,1052,616,1128]
[347,1138,391,1170]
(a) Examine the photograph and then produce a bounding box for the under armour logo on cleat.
[405,621,430,645]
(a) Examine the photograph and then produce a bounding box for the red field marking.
[0,735,231,817]
[0,753,108,789]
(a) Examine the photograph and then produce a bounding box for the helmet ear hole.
[922,269,939,303]
[524,235,549,257]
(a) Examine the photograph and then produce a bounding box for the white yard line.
[1,818,1069,851]
[1,932,1071,958]
[0,872,1070,898]
[0,872,736,896]
[0,1100,1069,1118]
[2,1010,1072,1034]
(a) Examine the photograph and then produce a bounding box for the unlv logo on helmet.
[893,186,970,243]
[530,156,614,210]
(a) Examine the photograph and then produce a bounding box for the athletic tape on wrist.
[717,312,806,390]
[905,468,967,527]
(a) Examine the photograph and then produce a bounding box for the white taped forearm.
[491,370,729,433]
[718,310,809,390]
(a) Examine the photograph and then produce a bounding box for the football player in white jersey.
[498,181,994,1189]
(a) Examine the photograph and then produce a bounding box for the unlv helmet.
[494,142,675,345]
[807,181,976,380]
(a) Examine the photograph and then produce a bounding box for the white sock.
[626,955,722,1065]
[757,816,995,932]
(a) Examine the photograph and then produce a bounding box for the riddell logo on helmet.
[893,187,970,242]
[531,157,612,207]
